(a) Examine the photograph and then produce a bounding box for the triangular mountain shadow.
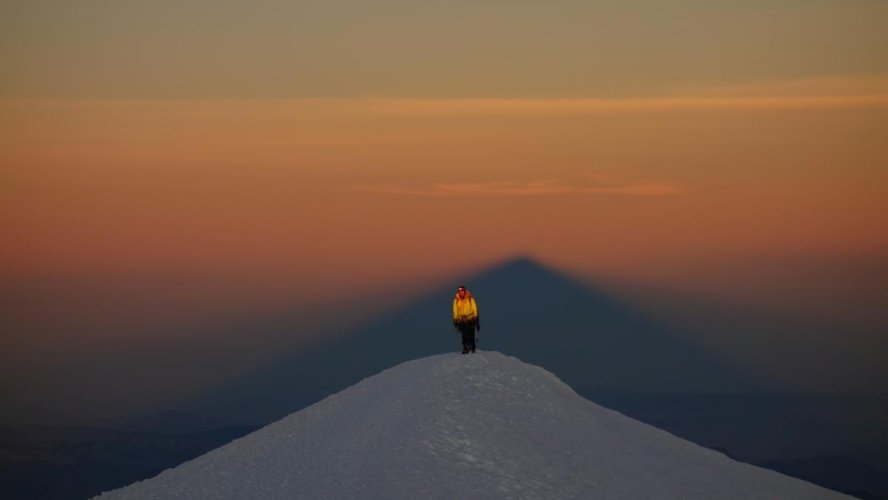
[186,257,766,423]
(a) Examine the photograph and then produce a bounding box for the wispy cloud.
[681,74,888,99]
[335,92,888,117]
[351,177,685,197]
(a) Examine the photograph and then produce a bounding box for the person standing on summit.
[452,285,480,354]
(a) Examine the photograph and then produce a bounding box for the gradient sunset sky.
[2,0,886,418]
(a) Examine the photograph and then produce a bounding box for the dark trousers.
[457,321,476,352]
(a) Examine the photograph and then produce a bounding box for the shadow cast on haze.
[184,257,767,424]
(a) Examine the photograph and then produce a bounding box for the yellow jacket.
[453,292,479,322]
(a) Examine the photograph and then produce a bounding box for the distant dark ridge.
[0,424,258,500]
[757,455,888,500]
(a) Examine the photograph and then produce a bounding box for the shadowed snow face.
[96,352,847,500]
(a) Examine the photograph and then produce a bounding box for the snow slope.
[96,352,848,499]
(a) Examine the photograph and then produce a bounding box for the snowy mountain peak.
[97,352,847,499]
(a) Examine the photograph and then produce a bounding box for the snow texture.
[96,352,849,499]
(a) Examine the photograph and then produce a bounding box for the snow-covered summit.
[96,352,847,499]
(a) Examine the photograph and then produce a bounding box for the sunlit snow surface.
[96,352,848,499]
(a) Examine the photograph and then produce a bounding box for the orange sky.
[1,0,887,415]
[3,92,886,290]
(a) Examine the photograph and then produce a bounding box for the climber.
[452,285,480,354]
